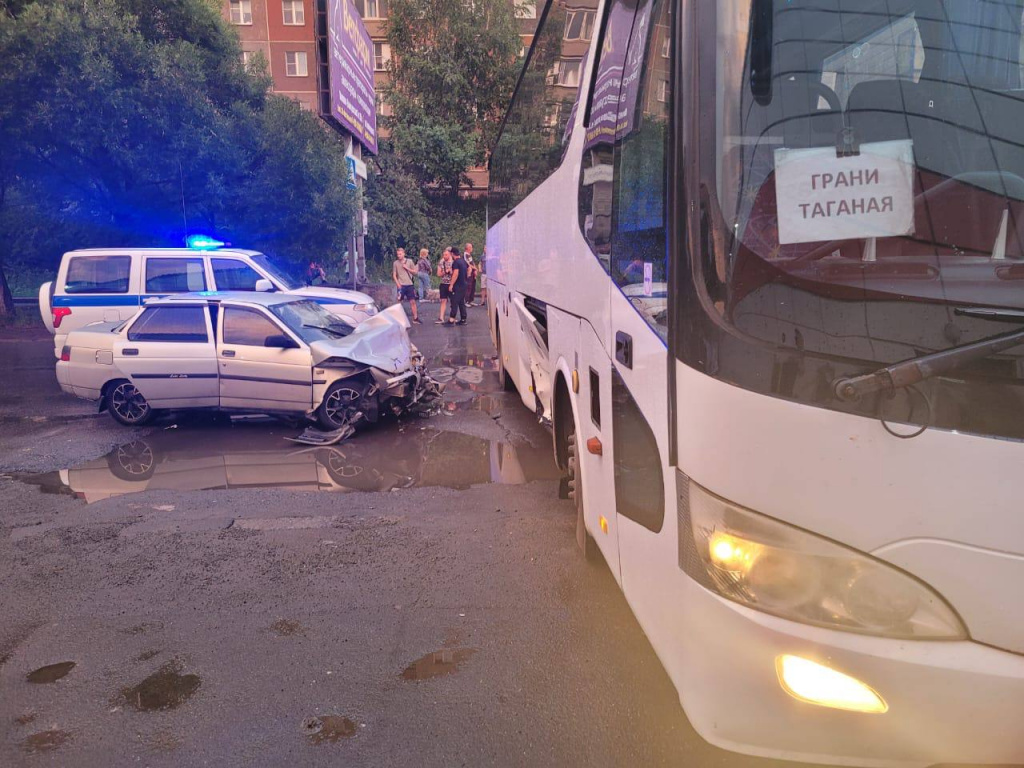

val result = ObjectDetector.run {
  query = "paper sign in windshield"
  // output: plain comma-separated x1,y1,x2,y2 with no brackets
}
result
774,140,915,245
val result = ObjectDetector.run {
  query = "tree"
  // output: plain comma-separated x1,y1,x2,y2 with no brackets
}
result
382,0,522,198
0,0,356,315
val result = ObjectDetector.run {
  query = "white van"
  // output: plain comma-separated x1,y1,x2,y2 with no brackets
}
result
39,247,378,357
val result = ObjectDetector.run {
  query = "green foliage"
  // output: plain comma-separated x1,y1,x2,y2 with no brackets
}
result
0,0,357,312
382,0,521,197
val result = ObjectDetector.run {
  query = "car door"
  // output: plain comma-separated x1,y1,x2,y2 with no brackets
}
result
217,304,313,413
113,304,219,408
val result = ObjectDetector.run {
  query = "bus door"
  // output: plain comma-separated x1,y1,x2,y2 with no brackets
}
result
603,0,675,596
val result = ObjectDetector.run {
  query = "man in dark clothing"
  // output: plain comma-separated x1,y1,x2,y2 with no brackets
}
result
447,247,469,325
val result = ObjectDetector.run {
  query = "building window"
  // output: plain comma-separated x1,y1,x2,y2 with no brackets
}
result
282,0,304,25
356,0,389,19
515,1,537,19
242,50,253,67
373,42,391,71
657,78,668,102
229,0,252,25
550,59,581,87
285,51,308,77
660,34,670,58
564,10,595,41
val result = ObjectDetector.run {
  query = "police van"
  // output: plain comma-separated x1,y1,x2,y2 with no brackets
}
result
39,243,378,357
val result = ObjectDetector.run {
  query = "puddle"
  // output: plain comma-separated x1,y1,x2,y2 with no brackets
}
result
16,422,559,503
134,649,161,662
401,648,477,681
270,619,304,637
120,661,200,711
26,661,76,684
23,729,71,754
301,715,357,744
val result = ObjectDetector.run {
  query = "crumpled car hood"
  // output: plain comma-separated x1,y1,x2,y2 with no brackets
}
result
291,285,375,306
310,304,413,374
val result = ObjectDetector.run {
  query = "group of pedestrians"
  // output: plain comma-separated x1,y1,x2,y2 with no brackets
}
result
392,243,480,326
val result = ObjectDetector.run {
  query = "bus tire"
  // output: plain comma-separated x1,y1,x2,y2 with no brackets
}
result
496,319,516,393
567,425,598,561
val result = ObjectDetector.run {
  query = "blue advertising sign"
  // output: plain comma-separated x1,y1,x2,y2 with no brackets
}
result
327,0,378,155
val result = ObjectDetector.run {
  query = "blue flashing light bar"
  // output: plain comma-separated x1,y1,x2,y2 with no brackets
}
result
186,235,226,250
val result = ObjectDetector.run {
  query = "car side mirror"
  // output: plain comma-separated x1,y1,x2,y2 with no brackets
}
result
255,278,275,293
265,334,299,349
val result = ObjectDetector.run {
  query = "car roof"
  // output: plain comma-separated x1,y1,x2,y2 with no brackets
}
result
145,292,309,308
66,248,262,257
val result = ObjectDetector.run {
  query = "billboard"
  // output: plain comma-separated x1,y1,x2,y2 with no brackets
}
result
326,0,378,154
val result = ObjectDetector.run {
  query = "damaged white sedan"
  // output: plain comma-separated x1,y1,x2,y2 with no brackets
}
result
55,292,438,432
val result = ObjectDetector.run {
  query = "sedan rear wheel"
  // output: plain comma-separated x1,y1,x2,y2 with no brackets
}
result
106,380,155,426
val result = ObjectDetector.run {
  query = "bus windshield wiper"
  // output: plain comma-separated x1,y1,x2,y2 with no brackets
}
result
834,307,1024,402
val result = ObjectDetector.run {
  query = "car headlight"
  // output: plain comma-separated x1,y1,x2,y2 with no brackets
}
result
354,302,377,314
679,479,966,639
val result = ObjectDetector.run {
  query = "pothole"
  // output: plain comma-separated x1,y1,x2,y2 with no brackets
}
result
120,661,201,711
401,648,477,681
26,661,76,684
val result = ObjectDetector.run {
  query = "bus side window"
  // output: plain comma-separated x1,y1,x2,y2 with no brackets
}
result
577,0,641,270
609,0,672,341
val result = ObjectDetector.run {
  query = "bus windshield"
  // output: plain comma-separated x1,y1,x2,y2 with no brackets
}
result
699,0,1024,438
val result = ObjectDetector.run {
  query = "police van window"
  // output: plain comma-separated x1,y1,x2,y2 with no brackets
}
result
212,259,262,291
577,0,642,270
145,258,207,293
127,306,209,343
223,307,283,346
609,0,672,341
64,255,131,294
489,0,599,222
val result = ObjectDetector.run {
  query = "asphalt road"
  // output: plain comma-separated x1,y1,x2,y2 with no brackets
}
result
0,310,808,768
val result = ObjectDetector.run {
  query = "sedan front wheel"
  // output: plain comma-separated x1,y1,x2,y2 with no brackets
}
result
317,378,368,431
106,380,155,426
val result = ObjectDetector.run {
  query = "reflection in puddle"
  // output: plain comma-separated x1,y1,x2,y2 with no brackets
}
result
22,729,71,754
26,661,75,684
401,648,477,681
17,422,558,503
120,661,201,711
302,715,357,744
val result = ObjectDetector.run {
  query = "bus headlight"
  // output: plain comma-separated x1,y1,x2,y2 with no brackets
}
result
679,481,966,639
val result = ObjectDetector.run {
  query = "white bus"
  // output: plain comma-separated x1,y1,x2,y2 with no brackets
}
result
486,1,1024,765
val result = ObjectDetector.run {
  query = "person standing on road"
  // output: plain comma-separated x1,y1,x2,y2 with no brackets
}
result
392,247,423,325
415,249,432,302
447,246,468,325
463,243,478,306
435,247,454,324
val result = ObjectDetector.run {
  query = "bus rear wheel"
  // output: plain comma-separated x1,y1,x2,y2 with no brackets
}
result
567,425,598,561
496,319,516,392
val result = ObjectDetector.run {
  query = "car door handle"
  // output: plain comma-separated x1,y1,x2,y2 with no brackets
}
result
122,348,139,356
615,331,633,369
221,350,235,358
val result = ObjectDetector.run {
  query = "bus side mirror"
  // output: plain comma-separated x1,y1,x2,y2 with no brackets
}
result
255,279,274,293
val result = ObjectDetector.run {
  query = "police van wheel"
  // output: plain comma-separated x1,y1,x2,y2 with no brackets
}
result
106,380,155,427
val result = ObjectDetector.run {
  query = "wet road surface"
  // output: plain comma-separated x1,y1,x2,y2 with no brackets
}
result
0,313,813,767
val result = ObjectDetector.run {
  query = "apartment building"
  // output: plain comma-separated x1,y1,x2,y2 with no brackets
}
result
225,0,320,111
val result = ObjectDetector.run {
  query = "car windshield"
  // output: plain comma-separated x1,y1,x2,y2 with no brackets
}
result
252,253,304,291
708,0,1024,369
269,300,352,343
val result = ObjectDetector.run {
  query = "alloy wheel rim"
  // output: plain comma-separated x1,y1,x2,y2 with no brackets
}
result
111,383,149,423
116,442,155,476
324,387,362,426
